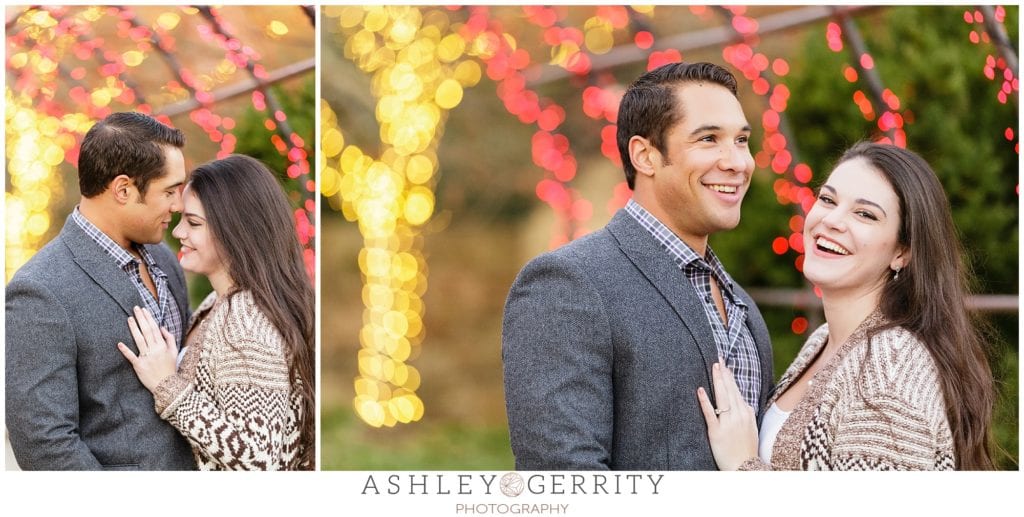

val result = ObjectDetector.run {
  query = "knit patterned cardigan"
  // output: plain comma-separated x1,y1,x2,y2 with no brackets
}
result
741,311,955,471
154,291,307,470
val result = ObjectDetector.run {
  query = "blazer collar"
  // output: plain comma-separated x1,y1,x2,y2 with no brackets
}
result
60,215,143,316
606,210,720,376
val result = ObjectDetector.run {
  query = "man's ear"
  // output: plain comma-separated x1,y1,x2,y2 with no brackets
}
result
628,135,660,179
110,175,135,204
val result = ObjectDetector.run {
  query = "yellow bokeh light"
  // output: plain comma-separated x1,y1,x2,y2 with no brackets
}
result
269,20,289,36
326,6,488,428
454,60,482,87
122,50,144,67
405,154,434,184
403,367,422,391
10,53,28,69
42,145,64,167
322,127,344,157
363,7,389,32
349,29,377,57
390,19,418,45
156,12,181,31
90,89,112,107
27,214,49,237
434,78,463,109
404,188,434,226
382,310,409,339
437,34,466,63
355,397,386,428
337,6,365,29
36,57,57,74
5,93,67,279
28,10,57,28
585,27,615,55
320,167,341,197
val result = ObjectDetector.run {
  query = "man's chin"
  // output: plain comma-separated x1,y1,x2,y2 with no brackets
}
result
714,215,743,232
131,234,166,245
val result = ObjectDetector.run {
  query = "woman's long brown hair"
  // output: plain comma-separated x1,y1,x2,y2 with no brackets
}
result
837,142,994,469
189,155,315,469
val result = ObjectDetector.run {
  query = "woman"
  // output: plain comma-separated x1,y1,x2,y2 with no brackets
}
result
698,142,994,470
117,155,315,470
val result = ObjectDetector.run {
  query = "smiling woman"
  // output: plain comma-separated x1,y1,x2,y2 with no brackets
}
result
118,154,316,470
802,158,908,295
701,141,996,471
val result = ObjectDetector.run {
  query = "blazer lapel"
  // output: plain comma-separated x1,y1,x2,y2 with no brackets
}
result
606,211,719,382
59,216,143,316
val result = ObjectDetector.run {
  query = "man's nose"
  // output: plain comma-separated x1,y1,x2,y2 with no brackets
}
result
169,191,183,212
719,144,750,173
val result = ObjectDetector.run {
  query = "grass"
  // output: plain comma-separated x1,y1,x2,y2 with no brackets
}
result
321,406,514,470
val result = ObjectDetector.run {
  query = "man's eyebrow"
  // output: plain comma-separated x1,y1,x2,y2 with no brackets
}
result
688,124,752,137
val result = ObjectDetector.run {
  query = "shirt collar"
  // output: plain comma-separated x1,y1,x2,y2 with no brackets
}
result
624,198,742,302
71,207,164,276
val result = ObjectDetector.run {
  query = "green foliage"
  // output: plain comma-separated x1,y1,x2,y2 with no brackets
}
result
233,76,317,210
321,406,514,470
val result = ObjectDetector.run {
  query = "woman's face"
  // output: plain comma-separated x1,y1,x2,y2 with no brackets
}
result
172,186,227,278
802,157,908,297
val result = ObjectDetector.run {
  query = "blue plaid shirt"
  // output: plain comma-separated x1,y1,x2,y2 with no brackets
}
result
625,199,761,409
72,208,183,348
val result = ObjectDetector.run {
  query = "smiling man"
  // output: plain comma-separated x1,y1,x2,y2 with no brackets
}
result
502,62,774,470
5,112,196,470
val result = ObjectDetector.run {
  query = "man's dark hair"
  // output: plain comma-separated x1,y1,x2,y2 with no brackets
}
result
616,62,739,188
77,112,185,198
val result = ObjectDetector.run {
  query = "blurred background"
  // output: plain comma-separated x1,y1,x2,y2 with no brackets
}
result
4,4,315,469
320,5,1019,470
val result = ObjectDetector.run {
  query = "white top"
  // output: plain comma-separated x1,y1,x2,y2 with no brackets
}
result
758,402,791,464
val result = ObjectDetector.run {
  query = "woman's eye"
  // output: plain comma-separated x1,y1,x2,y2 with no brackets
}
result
818,194,835,205
856,210,878,221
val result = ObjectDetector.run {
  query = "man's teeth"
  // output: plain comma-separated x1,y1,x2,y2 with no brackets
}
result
816,237,850,255
707,184,737,193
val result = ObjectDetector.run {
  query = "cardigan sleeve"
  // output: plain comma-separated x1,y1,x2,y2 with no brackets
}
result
154,296,295,471
738,457,771,470
825,329,955,471
825,392,954,470
737,396,952,471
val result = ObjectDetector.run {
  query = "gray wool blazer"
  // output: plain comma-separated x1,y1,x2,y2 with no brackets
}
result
5,215,196,470
502,209,774,470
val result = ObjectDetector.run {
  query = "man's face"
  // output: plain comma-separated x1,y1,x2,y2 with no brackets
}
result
123,145,186,245
650,83,754,249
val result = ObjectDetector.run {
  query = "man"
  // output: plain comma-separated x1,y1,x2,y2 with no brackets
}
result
502,62,773,470
6,112,195,470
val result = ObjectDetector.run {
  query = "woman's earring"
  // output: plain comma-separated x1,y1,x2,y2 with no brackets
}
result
892,266,901,281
